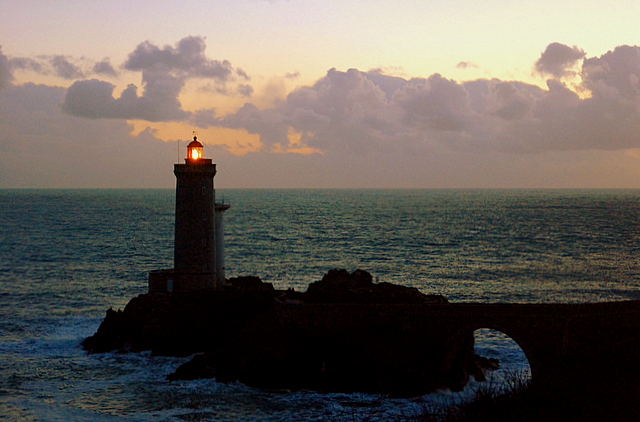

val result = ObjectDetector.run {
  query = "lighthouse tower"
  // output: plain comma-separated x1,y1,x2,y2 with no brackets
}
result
149,134,229,293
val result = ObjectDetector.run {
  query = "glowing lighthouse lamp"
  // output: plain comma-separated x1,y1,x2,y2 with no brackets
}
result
187,136,204,161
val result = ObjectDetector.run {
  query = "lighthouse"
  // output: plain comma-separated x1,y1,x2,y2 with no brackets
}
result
149,134,229,293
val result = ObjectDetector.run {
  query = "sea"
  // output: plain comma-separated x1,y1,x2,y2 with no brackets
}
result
2,189,640,421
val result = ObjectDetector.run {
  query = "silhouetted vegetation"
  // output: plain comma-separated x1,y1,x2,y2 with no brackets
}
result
415,370,532,422
414,367,640,422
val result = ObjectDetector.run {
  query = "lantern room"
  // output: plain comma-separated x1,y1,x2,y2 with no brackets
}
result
186,136,204,161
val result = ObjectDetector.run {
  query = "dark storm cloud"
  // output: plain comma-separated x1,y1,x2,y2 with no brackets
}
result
93,58,118,77
535,42,586,78
63,36,248,122
0,46,13,89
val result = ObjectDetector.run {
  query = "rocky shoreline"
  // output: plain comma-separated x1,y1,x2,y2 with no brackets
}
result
83,269,497,397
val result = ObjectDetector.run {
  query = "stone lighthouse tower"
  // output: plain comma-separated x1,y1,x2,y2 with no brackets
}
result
149,134,229,293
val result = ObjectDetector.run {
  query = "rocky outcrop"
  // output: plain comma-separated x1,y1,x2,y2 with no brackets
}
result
228,275,274,291
82,289,275,356
83,269,490,396
167,302,490,396
304,268,447,304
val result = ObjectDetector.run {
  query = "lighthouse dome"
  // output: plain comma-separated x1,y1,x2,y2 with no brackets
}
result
187,139,203,148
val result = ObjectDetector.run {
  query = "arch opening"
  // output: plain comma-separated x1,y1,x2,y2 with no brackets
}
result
472,328,532,394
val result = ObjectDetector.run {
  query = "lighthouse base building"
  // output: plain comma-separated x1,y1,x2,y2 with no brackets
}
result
149,135,229,293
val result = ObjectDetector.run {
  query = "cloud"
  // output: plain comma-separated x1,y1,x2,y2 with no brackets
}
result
237,84,254,97
581,45,640,99
212,46,640,156
5,77,640,189
124,36,234,81
393,74,472,131
485,81,538,120
236,68,250,80
62,76,189,121
9,40,640,188
9,57,43,74
50,55,84,79
456,61,478,69
189,109,218,128
63,36,248,122
535,42,586,78
216,69,474,155
0,83,177,188
93,58,118,77
9,54,116,79
0,46,13,89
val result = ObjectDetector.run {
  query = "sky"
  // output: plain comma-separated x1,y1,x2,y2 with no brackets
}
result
2,0,640,188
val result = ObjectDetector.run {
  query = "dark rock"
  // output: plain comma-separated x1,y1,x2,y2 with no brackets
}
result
167,304,475,396
83,289,276,356
228,276,274,291
84,270,469,397
305,269,374,303
81,307,125,354
476,354,500,371
374,282,446,304
305,269,447,304
469,354,501,382
167,353,216,381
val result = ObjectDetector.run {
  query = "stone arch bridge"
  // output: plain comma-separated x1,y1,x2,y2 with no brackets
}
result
438,300,640,393
280,300,640,396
